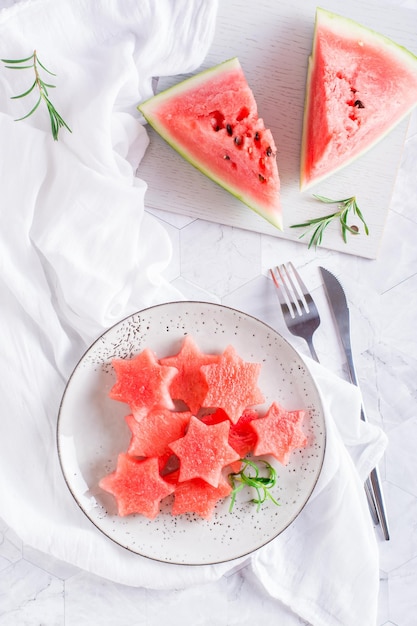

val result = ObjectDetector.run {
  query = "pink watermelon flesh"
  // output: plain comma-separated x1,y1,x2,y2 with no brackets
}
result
172,475,232,520
200,344,265,424
125,408,192,458
201,408,260,458
138,57,282,230
251,402,307,465
168,415,240,488
101,337,309,519
300,8,417,190
160,335,220,415
99,454,175,518
109,348,177,419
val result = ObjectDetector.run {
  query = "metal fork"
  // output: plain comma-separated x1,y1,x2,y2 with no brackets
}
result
270,262,320,362
270,261,381,528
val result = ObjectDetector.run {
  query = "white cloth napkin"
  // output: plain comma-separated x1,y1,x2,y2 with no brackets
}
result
251,358,387,626
0,2,387,625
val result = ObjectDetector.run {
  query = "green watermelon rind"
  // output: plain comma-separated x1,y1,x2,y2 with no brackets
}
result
138,58,283,230
300,7,417,191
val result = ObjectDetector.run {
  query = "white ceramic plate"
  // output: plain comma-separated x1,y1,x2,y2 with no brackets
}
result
57,301,326,565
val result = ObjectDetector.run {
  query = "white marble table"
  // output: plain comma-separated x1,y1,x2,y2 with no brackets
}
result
1,1,417,625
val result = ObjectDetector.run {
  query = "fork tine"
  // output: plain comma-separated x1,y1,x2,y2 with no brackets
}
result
270,266,294,320
280,263,307,317
270,263,306,318
289,262,320,317
270,266,293,315
270,262,321,362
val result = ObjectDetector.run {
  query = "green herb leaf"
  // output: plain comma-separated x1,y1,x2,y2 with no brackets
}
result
228,458,280,512
290,195,369,248
2,50,71,141
10,80,37,100
14,94,42,121
1,54,35,64
36,57,56,76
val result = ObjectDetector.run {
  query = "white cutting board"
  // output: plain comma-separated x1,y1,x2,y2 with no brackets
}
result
137,0,417,259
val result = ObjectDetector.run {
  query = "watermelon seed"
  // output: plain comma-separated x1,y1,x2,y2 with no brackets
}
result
354,100,365,108
226,124,233,136
234,135,242,146
254,132,260,141
266,146,272,157
258,174,266,183
224,155,230,160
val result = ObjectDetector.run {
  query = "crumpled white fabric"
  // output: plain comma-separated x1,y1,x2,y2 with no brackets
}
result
0,1,387,625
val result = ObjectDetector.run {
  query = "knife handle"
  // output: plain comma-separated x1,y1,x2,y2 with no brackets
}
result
347,354,390,540
364,478,379,525
369,463,390,540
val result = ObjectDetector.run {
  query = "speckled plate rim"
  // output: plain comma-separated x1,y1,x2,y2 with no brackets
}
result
57,301,326,566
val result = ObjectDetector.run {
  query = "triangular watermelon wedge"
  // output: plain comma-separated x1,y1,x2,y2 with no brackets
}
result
300,8,417,190
138,58,282,230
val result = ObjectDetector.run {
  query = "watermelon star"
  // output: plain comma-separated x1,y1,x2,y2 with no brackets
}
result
172,475,232,520
250,402,308,465
109,348,178,419
125,408,192,458
201,407,260,472
99,454,175,518
160,335,220,414
169,415,240,488
200,345,265,424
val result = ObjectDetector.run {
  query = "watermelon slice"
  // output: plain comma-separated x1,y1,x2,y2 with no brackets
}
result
159,335,220,415
109,348,177,419
168,415,240,487
250,402,307,465
125,408,192,458
99,454,175,518
200,345,265,424
138,58,282,230
300,8,417,190
172,475,232,520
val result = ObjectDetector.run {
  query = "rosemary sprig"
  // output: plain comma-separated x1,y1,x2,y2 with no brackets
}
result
1,50,71,140
228,458,280,512
290,195,369,248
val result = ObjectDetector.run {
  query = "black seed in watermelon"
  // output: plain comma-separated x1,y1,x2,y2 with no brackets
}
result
138,57,282,229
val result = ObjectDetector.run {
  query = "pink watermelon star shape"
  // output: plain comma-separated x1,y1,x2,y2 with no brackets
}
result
160,335,220,414
125,408,192,458
172,475,232,520
200,345,265,424
250,402,308,465
200,407,260,472
109,348,178,418
99,454,175,518
168,415,240,487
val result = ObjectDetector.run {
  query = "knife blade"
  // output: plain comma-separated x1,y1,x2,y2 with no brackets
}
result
319,266,390,541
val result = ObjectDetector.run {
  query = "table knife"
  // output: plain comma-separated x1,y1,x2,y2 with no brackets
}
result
319,266,390,541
